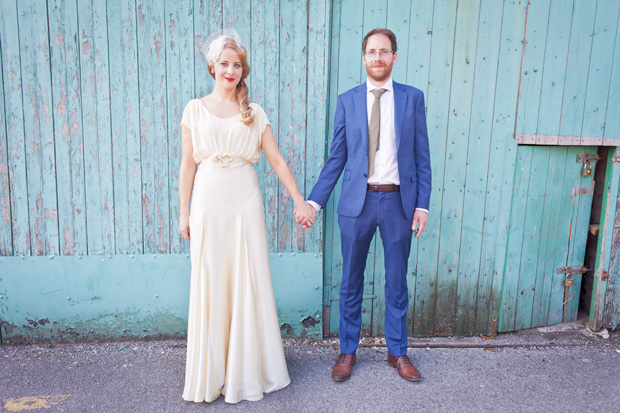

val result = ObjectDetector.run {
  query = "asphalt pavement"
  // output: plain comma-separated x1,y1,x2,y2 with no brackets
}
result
1,320,619,412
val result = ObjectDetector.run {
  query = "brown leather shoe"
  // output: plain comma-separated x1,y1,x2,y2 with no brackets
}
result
332,353,356,382
387,354,421,382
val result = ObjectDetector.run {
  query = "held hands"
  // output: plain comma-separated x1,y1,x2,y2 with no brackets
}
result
412,209,428,238
179,214,191,240
294,202,317,230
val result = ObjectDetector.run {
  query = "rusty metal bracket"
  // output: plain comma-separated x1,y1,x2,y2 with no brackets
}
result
576,154,602,163
480,319,498,340
556,266,589,274
601,270,609,281
612,153,620,163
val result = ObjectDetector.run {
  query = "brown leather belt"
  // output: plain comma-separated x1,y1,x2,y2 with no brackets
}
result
367,183,400,192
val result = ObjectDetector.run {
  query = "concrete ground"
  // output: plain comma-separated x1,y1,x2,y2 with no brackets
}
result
1,321,619,412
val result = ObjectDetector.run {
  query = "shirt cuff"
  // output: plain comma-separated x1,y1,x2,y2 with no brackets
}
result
307,200,321,211
415,208,429,214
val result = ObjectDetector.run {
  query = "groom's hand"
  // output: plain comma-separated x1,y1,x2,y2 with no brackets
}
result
294,202,317,230
412,210,427,238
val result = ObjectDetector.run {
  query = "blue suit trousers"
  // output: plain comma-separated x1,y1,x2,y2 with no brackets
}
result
337,191,413,356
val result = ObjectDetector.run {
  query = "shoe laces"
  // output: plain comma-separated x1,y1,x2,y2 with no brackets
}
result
337,353,354,363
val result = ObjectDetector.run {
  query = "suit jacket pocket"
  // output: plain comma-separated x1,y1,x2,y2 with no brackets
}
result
344,170,352,181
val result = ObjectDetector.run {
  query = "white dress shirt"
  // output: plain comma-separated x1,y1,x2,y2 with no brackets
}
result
308,77,428,214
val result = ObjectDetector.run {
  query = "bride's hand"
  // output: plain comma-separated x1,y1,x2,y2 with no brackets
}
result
294,202,316,230
179,215,191,240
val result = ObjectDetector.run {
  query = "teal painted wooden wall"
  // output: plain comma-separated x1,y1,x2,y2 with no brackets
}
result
0,0,329,342
3,0,620,343
323,0,620,337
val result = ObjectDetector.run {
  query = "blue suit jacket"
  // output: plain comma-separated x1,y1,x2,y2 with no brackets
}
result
309,81,431,219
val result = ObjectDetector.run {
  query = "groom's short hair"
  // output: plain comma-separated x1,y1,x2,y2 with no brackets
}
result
362,28,397,53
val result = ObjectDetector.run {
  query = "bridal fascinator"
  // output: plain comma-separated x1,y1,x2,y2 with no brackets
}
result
204,28,246,66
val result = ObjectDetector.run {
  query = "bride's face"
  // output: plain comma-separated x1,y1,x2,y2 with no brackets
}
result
212,48,243,90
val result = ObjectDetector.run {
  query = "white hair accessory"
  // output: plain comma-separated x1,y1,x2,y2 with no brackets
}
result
204,28,245,66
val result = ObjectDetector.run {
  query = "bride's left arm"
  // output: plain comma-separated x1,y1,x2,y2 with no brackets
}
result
261,125,316,228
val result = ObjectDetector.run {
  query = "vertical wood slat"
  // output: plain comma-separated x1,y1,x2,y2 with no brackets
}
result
0,0,29,256
482,0,526,333
435,0,481,336
458,0,504,336
305,0,330,253
0,22,12,256
18,0,60,256
326,0,363,335
580,1,620,145
277,0,307,252
108,0,143,255
136,0,169,254
251,0,280,251
323,0,342,335
78,0,114,255
404,0,434,336
193,0,220,99
413,0,458,336
48,0,87,256
558,0,597,145
511,0,551,331
530,1,574,327
165,0,193,254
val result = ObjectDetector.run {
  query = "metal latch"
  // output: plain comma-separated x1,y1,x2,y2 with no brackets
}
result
556,266,589,274
576,154,602,163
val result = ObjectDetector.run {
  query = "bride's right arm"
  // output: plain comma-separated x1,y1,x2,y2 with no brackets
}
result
179,125,196,240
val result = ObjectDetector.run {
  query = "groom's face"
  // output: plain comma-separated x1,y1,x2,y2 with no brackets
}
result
363,33,397,83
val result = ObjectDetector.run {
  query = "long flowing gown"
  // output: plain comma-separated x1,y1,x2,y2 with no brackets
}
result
180,99,290,404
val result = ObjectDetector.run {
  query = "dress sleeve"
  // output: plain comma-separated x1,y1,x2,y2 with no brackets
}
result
180,100,194,129
254,104,270,135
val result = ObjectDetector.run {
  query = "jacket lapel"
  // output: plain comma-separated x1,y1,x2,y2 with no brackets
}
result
353,84,369,149
393,81,407,150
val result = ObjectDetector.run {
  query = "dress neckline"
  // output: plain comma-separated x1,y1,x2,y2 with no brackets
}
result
197,99,242,120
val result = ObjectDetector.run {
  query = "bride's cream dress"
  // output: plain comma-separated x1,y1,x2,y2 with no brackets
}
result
180,99,290,404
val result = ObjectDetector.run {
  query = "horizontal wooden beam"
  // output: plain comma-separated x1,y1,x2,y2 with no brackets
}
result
514,134,620,146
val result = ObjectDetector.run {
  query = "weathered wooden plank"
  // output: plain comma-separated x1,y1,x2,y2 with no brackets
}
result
413,0,458,336
512,0,551,331
278,0,308,252
165,0,193,254
402,0,435,336
435,0,480,336
500,145,532,332
223,0,250,46
482,0,526,333
193,0,221,99
0,0,29,256
558,0,597,145
324,0,343,336
18,0,60,256
533,147,569,327
0,37,12,256
458,0,504,336
251,0,280,251
580,1,620,145
107,0,143,255
305,0,330,253
136,0,170,253
327,0,364,335
78,0,115,255
48,0,87,256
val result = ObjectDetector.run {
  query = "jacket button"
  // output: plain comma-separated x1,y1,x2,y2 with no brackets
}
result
363,173,367,177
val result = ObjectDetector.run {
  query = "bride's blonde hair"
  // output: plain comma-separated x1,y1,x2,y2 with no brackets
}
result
206,36,254,126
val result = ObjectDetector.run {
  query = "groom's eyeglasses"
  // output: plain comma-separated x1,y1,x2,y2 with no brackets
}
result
365,49,393,58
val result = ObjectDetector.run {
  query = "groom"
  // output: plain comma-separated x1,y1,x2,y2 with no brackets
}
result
307,28,431,382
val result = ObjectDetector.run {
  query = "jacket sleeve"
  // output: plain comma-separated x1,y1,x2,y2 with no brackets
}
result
308,95,348,208
414,92,432,210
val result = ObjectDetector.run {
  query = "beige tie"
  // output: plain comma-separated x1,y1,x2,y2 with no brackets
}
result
368,88,387,178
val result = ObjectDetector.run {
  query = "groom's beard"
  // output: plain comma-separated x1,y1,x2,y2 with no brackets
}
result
366,62,393,83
